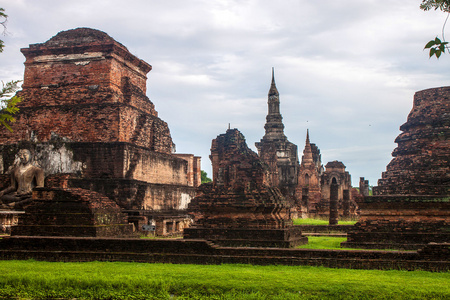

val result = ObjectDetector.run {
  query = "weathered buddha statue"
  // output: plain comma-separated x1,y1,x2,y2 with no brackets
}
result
0,149,44,209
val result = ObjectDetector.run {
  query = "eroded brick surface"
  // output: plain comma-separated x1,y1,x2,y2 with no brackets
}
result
374,87,450,195
185,129,307,247
344,88,450,250
11,187,135,237
0,28,200,235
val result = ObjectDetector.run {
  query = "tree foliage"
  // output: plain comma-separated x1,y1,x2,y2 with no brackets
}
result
0,8,21,131
421,0,450,58
420,0,450,11
201,170,212,184
0,80,21,132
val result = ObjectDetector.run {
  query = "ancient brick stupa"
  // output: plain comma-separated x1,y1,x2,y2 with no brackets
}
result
184,129,307,247
0,28,200,235
343,87,450,250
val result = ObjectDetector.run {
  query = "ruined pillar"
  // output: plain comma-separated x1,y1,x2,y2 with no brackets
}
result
359,177,370,196
343,189,350,217
329,182,339,225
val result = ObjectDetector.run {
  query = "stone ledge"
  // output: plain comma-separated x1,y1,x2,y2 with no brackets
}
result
0,236,448,271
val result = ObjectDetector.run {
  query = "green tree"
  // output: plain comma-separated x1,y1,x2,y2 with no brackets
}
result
0,8,21,131
421,0,450,58
0,80,21,131
201,170,212,184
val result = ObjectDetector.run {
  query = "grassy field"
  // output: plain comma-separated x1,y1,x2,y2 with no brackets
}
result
0,260,448,299
293,218,357,226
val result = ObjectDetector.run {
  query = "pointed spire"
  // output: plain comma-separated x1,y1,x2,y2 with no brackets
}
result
302,129,314,166
268,67,279,96
257,68,285,142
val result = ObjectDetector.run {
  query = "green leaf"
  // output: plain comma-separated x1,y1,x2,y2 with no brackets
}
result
436,49,442,58
439,44,446,52
435,37,442,44
425,40,436,49
430,48,437,57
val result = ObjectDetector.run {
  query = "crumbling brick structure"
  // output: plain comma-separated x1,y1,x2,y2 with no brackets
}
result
12,187,135,237
297,130,323,215
343,87,450,250
0,28,200,235
374,87,450,195
298,131,358,219
184,129,307,247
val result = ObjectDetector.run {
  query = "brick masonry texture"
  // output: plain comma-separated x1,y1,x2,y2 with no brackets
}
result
343,195,450,250
374,87,450,195
0,28,200,227
343,87,450,249
11,187,135,237
185,129,307,247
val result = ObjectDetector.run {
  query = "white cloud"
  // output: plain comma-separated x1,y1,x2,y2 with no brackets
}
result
1,0,449,186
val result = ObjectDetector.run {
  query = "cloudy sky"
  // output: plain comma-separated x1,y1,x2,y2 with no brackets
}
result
1,0,449,186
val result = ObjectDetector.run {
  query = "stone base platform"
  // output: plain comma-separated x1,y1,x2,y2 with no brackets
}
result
0,236,448,272
12,187,135,238
183,227,308,248
342,195,450,250
341,232,450,250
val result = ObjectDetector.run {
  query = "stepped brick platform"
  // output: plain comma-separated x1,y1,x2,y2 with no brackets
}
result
0,236,448,272
12,187,135,237
184,227,304,248
343,195,450,250
294,225,353,237
185,129,307,247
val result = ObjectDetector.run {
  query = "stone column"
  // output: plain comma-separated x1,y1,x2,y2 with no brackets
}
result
329,183,339,225
343,189,350,217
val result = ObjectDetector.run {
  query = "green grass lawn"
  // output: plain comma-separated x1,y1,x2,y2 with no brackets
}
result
293,218,357,225
0,260,448,299
297,236,348,250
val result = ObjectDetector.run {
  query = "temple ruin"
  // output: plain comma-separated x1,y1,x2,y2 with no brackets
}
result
185,128,307,247
343,86,450,249
0,28,201,235
0,27,448,270
255,69,300,208
255,72,358,219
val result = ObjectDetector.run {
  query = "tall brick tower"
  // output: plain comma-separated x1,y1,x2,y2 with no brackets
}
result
298,130,323,214
255,69,299,204
0,28,200,235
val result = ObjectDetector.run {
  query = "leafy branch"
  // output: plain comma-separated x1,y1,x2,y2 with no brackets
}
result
421,0,450,58
0,80,22,132
420,0,450,11
424,36,449,57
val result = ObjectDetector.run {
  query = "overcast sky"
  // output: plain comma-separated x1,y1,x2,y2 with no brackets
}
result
1,0,449,186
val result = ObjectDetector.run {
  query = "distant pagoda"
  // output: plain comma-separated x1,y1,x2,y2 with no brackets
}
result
255,69,299,204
